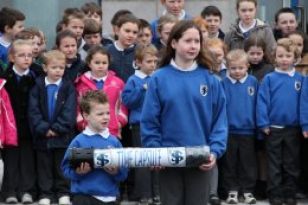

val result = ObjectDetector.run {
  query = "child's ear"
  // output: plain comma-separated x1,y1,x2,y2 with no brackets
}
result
171,39,176,49
4,25,11,33
42,64,48,73
8,53,15,63
113,26,119,35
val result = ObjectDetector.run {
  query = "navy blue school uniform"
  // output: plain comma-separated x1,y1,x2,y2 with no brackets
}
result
221,74,258,193
64,54,87,82
106,42,136,82
28,76,77,200
257,68,303,201
0,65,37,199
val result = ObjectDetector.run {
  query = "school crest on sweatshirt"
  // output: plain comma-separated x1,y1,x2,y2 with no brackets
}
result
295,80,301,91
247,86,255,96
200,84,208,96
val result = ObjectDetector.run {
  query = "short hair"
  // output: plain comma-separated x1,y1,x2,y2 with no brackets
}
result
157,14,178,33
42,50,66,66
275,38,301,60
81,2,102,16
201,6,222,19
192,16,208,30
85,45,110,66
110,9,132,26
135,44,158,62
62,8,85,26
0,7,25,33
275,7,296,23
226,49,249,66
55,30,77,48
80,90,109,114
83,18,102,36
204,38,227,56
236,0,257,10
9,39,32,57
139,19,151,31
115,14,140,29
15,27,41,40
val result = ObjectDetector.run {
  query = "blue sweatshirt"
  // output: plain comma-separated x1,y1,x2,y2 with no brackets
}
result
257,70,303,129
222,74,258,135
61,131,128,197
140,64,227,158
300,77,308,131
122,70,151,124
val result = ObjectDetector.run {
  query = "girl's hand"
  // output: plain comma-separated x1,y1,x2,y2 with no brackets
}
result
263,128,270,135
199,154,216,171
76,162,91,175
303,131,308,138
104,166,118,175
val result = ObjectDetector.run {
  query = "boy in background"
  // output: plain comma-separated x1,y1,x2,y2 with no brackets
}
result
201,5,225,40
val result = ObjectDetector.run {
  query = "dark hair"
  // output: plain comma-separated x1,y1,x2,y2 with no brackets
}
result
55,30,77,48
83,18,102,36
110,9,132,26
139,18,151,30
275,7,296,23
115,14,140,29
236,0,257,10
244,33,272,63
85,45,110,66
201,6,222,19
62,8,85,26
80,90,109,114
81,2,102,16
160,20,213,69
0,7,25,33
15,27,41,40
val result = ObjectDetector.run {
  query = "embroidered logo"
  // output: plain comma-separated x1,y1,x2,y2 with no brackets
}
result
200,84,208,96
247,86,255,96
295,81,301,91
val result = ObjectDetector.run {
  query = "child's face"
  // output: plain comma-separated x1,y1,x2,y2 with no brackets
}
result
43,59,66,83
89,53,109,78
228,59,248,80
205,15,221,35
276,13,297,36
116,22,139,48
209,47,224,66
247,46,264,65
275,46,295,71
237,1,256,25
32,36,41,58
289,34,304,55
85,12,102,25
10,45,33,71
163,0,185,17
171,27,200,65
137,28,152,46
137,54,158,75
84,102,110,133
7,20,24,39
64,18,85,40
58,37,77,60
84,33,102,46
160,22,176,45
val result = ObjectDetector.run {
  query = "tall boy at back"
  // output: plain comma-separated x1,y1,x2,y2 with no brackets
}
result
0,7,25,72
201,5,225,40
61,90,128,205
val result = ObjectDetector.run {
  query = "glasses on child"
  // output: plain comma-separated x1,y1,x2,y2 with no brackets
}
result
15,53,33,59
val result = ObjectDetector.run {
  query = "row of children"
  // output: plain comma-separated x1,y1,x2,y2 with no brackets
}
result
0,0,307,205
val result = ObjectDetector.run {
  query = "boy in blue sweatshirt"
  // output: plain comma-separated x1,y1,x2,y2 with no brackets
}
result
257,38,303,205
300,77,308,138
61,90,128,205
122,44,158,204
222,49,258,204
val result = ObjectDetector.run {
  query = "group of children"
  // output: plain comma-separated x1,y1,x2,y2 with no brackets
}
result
0,0,308,205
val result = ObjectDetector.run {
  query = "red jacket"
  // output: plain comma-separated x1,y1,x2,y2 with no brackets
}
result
75,71,128,138
0,79,17,147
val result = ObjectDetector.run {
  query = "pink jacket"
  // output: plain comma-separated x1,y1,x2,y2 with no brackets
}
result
0,79,17,147
75,71,128,138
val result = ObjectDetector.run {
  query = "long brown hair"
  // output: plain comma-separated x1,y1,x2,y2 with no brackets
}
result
159,20,213,69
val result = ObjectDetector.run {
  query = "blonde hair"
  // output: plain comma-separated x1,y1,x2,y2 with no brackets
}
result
226,49,249,67
9,39,32,57
135,44,158,62
275,38,301,60
157,14,178,33
42,50,66,66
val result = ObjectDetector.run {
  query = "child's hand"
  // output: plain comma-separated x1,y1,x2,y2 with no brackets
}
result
75,162,91,175
262,128,270,135
303,131,308,138
104,166,118,175
46,129,53,138
199,153,216,171
49,130,58,137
